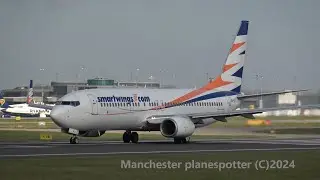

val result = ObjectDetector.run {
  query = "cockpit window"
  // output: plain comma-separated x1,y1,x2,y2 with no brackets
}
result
56,101,80,107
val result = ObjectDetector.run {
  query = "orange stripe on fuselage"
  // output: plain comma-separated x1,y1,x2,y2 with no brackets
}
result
229,42,245,54
169,76,232,104
223,63,238,72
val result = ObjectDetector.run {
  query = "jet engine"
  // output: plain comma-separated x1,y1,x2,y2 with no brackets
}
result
160,116,195,138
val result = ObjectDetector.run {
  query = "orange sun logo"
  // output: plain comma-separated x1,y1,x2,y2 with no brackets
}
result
0,99,5,106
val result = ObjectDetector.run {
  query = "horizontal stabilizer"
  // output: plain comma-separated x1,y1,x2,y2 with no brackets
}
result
237,89,308,100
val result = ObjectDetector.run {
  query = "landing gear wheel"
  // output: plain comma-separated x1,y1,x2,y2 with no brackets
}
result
69,136,79,144
131,132,139,143
174,138,188,144
122,131,131,143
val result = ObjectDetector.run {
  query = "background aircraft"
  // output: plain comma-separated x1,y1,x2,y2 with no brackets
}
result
1,80,51,117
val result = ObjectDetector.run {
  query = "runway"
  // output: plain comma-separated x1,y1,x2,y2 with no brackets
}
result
1,138,320,158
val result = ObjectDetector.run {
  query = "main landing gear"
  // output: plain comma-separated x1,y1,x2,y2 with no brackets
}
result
123,130,139,143
69,136,79,144
174,137,189,144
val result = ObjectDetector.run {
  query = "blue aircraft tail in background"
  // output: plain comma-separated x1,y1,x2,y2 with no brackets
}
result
0,93,9,109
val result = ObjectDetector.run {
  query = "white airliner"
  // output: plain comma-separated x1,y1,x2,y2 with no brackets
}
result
49,20,318,144
1,80,52,117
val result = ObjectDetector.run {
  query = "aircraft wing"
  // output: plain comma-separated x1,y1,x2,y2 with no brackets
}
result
237,89,308,100
189,104,320,119
146,104,320,124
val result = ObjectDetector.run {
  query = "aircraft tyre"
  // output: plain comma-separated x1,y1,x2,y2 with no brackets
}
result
70,136,79,144
131,132,139,143
174,138,188,144
123,131,131,143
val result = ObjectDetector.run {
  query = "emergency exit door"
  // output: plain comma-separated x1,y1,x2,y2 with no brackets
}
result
87,94,98,115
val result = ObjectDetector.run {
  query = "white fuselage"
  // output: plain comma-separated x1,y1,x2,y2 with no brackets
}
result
4,104,51,117
50,88,240,131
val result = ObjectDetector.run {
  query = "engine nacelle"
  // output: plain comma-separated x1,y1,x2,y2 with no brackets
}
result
160,116,195,138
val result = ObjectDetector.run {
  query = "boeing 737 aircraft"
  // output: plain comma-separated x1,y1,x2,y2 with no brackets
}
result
49,21,319,144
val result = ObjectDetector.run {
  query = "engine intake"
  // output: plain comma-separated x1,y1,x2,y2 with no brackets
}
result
160,116,195,138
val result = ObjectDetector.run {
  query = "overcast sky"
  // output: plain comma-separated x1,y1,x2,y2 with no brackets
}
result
0,0,319,92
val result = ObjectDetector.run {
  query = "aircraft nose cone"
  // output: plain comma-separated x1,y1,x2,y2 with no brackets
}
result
50,107,66,128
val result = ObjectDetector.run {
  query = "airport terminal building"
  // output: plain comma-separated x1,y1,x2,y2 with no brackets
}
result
1,78,164,104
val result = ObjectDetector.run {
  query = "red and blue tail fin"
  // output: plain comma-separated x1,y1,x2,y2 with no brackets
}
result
164,21,249,105
27,80,33,104
221,20,249,93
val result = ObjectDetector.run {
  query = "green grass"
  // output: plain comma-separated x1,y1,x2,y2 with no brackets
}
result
0,130,274,142
258,128,320,135
0,150,319,180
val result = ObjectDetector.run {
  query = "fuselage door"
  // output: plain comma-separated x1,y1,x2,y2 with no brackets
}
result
87,94,98,115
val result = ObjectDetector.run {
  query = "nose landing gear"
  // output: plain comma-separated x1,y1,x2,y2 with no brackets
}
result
122,130,139,143
69,136,79,144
